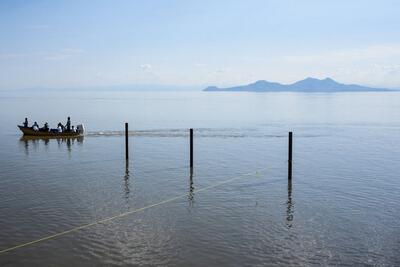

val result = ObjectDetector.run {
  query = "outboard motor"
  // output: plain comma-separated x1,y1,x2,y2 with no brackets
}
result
76,124,85,134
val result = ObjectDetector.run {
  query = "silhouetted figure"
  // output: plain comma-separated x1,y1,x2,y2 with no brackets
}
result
32,122,39,131
42,122,49,132
23,118,28,128
66,117,71,132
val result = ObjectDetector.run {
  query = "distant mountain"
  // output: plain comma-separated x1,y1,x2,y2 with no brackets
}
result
203,77,394,92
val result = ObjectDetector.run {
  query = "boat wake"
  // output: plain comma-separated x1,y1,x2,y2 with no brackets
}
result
86,128,295,138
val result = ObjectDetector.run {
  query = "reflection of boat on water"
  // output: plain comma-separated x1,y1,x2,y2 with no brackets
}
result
20,135,84,156
18,124,85,137
19,135,84,143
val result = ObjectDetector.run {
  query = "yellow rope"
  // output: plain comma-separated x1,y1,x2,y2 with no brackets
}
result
0,168,266,254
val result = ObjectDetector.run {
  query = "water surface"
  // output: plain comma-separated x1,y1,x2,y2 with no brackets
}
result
0,91,399,266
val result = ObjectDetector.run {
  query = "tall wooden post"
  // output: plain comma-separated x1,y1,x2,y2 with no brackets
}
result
125,123,129,160
288,131,293,180
190,128,193,168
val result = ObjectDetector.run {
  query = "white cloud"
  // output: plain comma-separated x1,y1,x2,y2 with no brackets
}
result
61,48,84,54
44,54,71,61
44,48,84,61
279,44,400,88
139,64,152,71
373,64,400,73
284,44,400,63
215,67,230,74
0,53,25,60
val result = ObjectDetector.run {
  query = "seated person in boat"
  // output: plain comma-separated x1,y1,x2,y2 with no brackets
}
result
23,118,28,128
32,122,39,131
57,122,65,132
41,122,49,132
57,122,63,132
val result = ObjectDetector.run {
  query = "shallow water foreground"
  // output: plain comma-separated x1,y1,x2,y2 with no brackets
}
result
0,91,400,266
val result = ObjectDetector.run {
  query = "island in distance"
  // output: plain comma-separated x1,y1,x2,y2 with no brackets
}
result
204,77,395,92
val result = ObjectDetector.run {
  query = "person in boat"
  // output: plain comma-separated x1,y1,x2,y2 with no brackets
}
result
23,118,28,128
57,122,64,132
66,117,71,132
32,122,39,131
42,122,49,132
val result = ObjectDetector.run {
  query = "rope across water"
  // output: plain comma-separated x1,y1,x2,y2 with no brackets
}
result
0,168,267,255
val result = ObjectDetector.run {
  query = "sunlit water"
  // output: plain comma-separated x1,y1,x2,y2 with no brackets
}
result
0,91,400,266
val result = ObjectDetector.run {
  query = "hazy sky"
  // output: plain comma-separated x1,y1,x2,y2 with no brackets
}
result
1,0,400,89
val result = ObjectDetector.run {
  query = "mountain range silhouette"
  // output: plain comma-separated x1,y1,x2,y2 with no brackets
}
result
204,77,393,92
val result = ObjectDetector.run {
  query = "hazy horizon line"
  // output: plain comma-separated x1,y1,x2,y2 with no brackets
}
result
1,76,400,92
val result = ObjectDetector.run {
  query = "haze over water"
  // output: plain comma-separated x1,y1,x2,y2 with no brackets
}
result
0,90,400,266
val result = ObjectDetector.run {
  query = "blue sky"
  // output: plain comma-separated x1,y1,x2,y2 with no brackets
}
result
1,0,400,89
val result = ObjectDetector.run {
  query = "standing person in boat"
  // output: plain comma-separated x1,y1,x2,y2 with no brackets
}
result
23,118,28,128
66,117,71,132
32,122,39,131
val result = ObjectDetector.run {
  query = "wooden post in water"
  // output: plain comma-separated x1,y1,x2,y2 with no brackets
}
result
190,128,193,168
125,123,129,160
288,131,293,180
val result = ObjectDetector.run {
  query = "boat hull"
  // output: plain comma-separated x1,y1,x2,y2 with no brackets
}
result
18,126,83,137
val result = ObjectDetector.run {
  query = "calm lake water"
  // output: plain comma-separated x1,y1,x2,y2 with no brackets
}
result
0,90,400,266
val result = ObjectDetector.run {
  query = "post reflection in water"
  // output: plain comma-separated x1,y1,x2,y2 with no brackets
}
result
123,160,130,199
286,179,294,228
188,168,195,207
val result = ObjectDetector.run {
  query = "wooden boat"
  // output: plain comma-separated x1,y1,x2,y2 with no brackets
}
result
18,124,85,137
